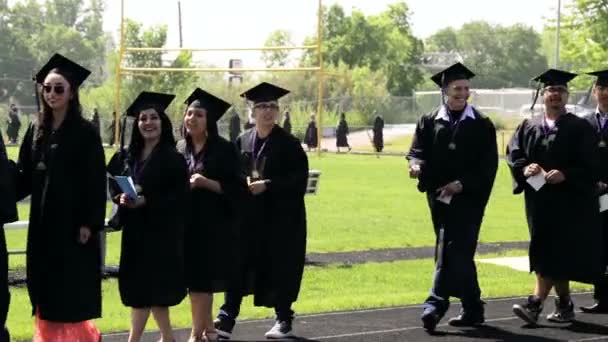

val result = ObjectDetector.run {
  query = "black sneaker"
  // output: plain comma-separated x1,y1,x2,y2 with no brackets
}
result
421,307,441,332
448,308,485,327
264,319,294,339
513,295,543,325
214,316,235,339
547,297,575,323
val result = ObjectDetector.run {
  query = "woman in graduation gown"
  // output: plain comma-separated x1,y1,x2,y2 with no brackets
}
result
304,114,318,151
335,112,351,152
176,88,244,342
215,82,309,340
507,69,604,325
15,54,107,341
107,91,188,342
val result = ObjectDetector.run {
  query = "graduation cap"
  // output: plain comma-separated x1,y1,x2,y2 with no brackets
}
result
431,63,475,88
532,69,578,87
588,69,608,87
529,69,578,111
125,91,175,117
184,88,231,121
240,82,290,103
35,53,91,87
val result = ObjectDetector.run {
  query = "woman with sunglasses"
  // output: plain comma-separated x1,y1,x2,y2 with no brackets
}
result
107,91,188,342
177,88,244,342
15,54,107,341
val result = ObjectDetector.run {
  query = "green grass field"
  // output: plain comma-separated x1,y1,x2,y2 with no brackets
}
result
5,251,592,341
7,154,529,259
357,130,514,156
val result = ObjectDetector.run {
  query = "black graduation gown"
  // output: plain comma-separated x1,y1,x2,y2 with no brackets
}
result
0,131,17,225
304,122,318,148
107,144,188,308
336,119,349,147
235,126,308,307
407,106,498,299
282,117,292,135
229,115,241,143
408,107,498,224
7,113,20,141
16,115,107,322
507,113,603,283
0,131,17,329
176,137,245,293
373,116,384,152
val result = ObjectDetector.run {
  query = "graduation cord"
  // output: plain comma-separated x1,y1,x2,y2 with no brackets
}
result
530,81,542,114
251,132,269,175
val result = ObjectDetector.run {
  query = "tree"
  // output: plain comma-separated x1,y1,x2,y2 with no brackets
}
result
261,29,294,68
425,21,548,88
300,2,424,95
551,0,608,88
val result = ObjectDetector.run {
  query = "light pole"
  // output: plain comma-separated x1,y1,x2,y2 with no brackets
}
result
555,0,561,68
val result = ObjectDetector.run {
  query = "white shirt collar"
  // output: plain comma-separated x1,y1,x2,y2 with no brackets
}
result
597,106,608,117
435,104,476,121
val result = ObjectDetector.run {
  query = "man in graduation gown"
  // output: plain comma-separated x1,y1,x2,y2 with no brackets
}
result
282,110,292,134
407,63,498,332
508,69,603,325
579,69,608,314
215,82,309,340
373,113,384,152
0,130,17,341
229,109,241,143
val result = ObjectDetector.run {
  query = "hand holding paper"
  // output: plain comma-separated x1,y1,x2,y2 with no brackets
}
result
526,170,547,191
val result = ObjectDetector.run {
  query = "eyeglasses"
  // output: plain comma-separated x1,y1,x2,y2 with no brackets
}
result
42,85,66,95
254,103,279,111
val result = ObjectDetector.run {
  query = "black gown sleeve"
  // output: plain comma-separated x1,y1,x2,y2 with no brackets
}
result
460,118,499,197
562,120,600,193
142,150,189,217
16,123,34,201
267,137,309,196
506,120,531,194
74,127,107,233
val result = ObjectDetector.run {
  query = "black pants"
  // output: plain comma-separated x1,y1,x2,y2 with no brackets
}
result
0,225,9,342
424,196,483,315
219,291,294,322
594,213,608,302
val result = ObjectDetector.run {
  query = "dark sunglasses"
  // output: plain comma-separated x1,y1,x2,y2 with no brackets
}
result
254,103,279,110
42,85,66,95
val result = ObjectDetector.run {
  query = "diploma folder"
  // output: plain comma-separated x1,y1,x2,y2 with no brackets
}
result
114,176,138,200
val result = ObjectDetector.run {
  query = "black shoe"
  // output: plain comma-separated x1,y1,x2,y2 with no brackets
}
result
264,319,294,339
513,295,543,325
214,316,235,339
421,308,441,332
580,302,608,314
448,309,485,327
547,297,575,323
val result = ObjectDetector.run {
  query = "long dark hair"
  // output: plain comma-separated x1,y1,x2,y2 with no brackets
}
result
128,104,175,161
181,106,219,152
34,67,83,146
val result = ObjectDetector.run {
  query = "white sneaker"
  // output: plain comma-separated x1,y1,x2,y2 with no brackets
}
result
264,320,294,339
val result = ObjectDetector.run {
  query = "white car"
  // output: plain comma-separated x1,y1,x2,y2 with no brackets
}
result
519,104,595,118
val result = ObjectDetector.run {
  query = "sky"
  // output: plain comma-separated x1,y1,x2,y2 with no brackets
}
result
100,0,563,67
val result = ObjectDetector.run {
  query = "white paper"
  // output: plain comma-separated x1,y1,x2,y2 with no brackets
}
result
600,194,608,212
526,171,546,191
436,193,453,205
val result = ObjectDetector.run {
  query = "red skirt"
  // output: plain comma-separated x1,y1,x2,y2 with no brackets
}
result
34,308,100,342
